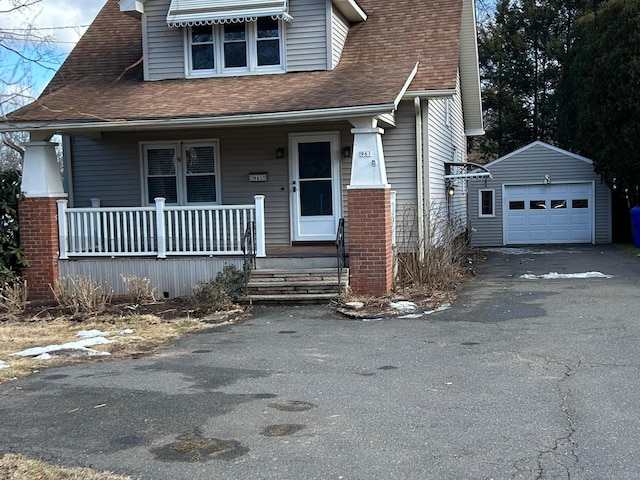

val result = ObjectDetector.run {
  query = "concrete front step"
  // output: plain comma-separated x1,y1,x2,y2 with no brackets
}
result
244,267,349,303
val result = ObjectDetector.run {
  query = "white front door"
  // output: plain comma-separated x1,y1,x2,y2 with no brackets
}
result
290,133,341,242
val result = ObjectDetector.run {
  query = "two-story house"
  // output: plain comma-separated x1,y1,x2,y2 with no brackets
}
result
1,0,483,300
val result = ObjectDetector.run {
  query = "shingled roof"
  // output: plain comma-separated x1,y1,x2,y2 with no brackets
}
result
5,0,464,126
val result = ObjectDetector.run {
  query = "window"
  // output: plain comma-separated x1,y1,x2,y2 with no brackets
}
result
479,189,495,217
143,141,220,205
187,19,284,76
572,199,589,208
551,200,567,209
530,200,546,210
509,201,525,210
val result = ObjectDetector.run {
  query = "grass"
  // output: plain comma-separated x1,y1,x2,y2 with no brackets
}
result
0,311,241,384
0,453,134,480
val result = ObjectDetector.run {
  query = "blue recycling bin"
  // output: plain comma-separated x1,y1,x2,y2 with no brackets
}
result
631,207,640,248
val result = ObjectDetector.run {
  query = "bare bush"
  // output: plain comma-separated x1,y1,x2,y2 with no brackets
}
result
121,275,158,304
395,206,470,292
0,279,28,317
53,276,113,318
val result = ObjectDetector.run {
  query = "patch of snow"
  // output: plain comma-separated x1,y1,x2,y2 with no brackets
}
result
344,302,364,311
34,348,110,360
11,337,113,358
0,360,9,369
520,271,613,280
398,303,451,319
76,329,111,338
389,301,417,311
118,328,135,335
486,247,580,255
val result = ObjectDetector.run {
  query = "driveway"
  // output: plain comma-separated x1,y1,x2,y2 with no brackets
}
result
1,245,640,479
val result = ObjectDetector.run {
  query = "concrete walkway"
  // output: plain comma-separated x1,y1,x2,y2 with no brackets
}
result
1,245,639,479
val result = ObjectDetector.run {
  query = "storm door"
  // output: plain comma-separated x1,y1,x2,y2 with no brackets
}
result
290,133,341,241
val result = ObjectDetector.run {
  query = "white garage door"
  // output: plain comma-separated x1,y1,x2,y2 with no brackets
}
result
504,183,593,244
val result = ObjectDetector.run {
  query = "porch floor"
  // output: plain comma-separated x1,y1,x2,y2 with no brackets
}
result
266,245,346,257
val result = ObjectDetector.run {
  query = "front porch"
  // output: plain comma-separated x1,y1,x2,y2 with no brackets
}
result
56,196,350,299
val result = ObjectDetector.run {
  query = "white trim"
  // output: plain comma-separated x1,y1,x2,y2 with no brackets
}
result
6,104,398,133
166,0,292,27
141,13,150,81
404,89,457,99
393,62,420,108
478,188,495,218
331,0,367,22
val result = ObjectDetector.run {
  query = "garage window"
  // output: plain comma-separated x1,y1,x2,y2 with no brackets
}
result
509,201,525,210
530,200,546,210
573,199,589,208
479,189,495,217
551,200,566,209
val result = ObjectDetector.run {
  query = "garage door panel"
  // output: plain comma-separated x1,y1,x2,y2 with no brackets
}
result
504,183,593,245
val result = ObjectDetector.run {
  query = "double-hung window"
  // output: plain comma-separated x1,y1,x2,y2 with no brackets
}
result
188,18,284,76
143,141,220,205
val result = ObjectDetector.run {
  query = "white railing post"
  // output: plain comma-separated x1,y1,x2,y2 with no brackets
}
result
254,195,266,257
155,197,167,259
57,199,69,259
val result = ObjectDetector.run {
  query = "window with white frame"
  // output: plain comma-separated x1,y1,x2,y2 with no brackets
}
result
188,18,284,76
479,189,495,217
143,141,220,205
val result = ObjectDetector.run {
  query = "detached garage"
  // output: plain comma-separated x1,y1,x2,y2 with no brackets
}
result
469,141,612,247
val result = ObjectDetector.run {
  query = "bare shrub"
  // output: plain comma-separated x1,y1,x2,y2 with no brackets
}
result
395,206,470,292
0,279,28,317
190,265,244,316
53,276,113,317
121,275,158,304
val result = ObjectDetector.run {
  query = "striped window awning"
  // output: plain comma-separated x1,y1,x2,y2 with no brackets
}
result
166,0,292,27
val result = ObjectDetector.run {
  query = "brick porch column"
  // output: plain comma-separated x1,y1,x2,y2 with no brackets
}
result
348,188,393,295
347,117,393,296
19,140,66,300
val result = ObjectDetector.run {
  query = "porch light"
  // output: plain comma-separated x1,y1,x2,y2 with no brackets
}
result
447,185,456,196
275,148,286,159
342,146,352,158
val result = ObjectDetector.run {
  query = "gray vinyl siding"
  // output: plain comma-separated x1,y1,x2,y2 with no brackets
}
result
384,100,418,248
287,0,328,71
425,76,468,236
68,122,352,248
145,0,184,81
468,143,612,246
143,0,328,79
330,6,349,69
69,136,141,207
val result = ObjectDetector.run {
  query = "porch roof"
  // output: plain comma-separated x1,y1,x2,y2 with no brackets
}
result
2,0,464,132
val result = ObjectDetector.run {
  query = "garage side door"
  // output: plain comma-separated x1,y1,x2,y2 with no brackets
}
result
504,183,593,244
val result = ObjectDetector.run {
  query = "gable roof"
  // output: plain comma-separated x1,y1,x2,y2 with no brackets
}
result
3,0,469,133
485,141,594,168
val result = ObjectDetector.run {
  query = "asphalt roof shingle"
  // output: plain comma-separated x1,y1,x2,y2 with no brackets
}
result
7,0,463,124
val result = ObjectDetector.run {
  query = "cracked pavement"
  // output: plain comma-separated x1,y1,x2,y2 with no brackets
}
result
1,245,640,479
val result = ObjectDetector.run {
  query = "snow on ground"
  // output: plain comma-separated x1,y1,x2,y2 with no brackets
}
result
8,328,136,363
11,337,113,358
398,303,451,319
0,360,8,369
520,272,613,279
485,247,581,255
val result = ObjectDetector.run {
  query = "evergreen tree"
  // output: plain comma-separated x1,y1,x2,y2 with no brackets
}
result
558,0,640,206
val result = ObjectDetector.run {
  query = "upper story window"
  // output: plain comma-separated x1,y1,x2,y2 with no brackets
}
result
187,18,284,76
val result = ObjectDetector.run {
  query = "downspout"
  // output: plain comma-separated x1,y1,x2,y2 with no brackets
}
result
414,96,425,261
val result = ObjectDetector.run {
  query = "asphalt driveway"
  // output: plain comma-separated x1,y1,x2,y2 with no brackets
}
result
1,245,640,479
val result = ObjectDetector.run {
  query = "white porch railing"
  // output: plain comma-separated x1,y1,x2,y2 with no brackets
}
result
57,196,266,259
